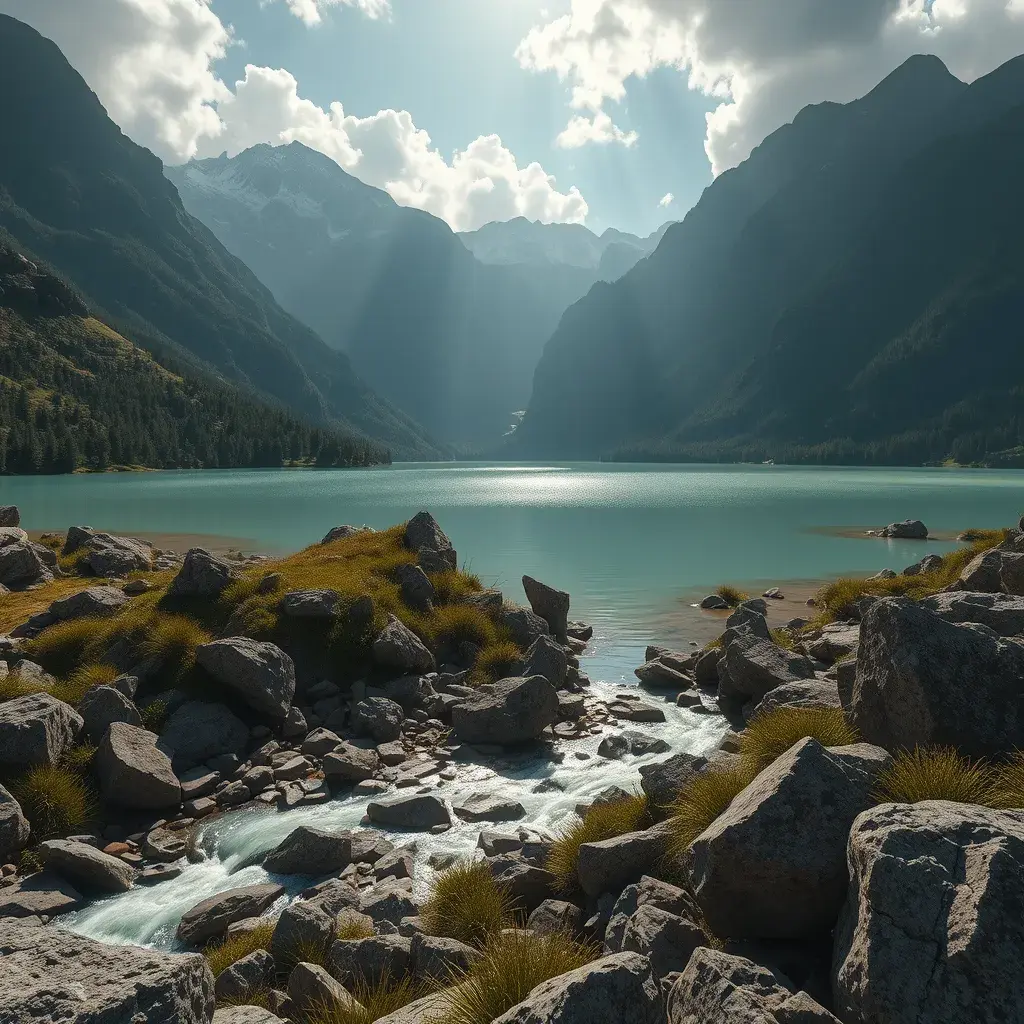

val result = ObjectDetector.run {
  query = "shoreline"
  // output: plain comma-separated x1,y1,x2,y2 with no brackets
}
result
27,529,265,557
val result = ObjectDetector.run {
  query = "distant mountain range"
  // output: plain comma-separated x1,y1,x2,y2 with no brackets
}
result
514,53,1024,466
0,13,440,462
166,147,667,446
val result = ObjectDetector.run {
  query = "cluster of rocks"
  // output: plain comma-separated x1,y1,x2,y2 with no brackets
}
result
0,248,87,318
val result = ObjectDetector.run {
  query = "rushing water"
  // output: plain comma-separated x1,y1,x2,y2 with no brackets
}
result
7,462,1024,948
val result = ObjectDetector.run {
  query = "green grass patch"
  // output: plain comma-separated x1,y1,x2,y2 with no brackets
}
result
60,743,97,774
769,628,797,650
739,707,859,774
421,860,515,947
11,764,97,839
875,747,998,805
992,753,1024,809
715,584,749,607
547,793,652,895
419,604,502,651
52,662,119,705
138,614,212,676
204,922,275,978
140,699,168,733
471,641,523,685
429,570,483,605
666,764,755,857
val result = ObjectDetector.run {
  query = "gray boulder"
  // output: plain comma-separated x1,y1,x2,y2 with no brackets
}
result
0,918,214,1022
329,935,412,987
282,588,339,618
323,525,371,544
634,659,693,690
63,527,154,576
604,876,696,954
367,794,451,831
834,802,1024,1024
289,961,359,1015
395,564,434,612
404,512,456,571
751,679,841,719
848,596,1024,758
639,752,710,810
453,793,526,823
577,826,669,899
999,551,1024,595
264,826,353,876
177,883,285,945
953,548,1004,592
159,700,248,771
501,607,551,649
39,838,136,893
410,932,478,983
723,635,816,701
359,884,417,925
323,742,381,782
621,904,705,981
666,947,839,1024
0,540,52,588
527,899,583,937
96,723,182,810
214,1008,285,1024
0,693,82,770
804,623,859,664
452,675,559,745
0,505,19,527
270,901,336,965
352,697,404,742
196,638,296,719
488,856,557,914
167,548,237,598
0,783,29,862
523,635,566,686
522,575,570,641
79,684,143,742
688,739,890,939
880,520,927,539
48,585,129,622
373,615,435,673
0,873,83,918
920,589,1024,635
491,951,661,1024
215,949,276,1004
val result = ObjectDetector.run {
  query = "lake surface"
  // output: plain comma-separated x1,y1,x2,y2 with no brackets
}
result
5,462,1024,683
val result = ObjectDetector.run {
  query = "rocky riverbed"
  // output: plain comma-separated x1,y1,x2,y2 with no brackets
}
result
1,505,1023,1023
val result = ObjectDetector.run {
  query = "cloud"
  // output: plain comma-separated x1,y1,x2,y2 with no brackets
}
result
658,192,674,207
274,0,391,26
0,0,587,232
556,112,638,148
517,0,1024,173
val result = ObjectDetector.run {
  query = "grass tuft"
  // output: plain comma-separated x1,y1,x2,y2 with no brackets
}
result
140,699,168,733
420,604,501,651
53,663,119,706
666,764,755,857
204,923,275,978
0,669,52,702
433,929,597,1024
421,860,515,947
471,641,523,685
875,747,998,806
306,973,424,1024
714,584,749,607
739,707,859,774
60,743,97,774
992,752,1024,809
138,614,212,676
547,793,652,895
11,764,97,840
429,570,482,605
336,914,375,941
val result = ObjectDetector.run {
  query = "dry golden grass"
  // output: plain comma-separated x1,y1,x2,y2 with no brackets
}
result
666,764,755,856
336,914,375,941
306,974,426,1024
11,764,97,839
204,923,275,977
992,752,1024,809
471,640,523,685
421,860,516,947
715,584,749,607
739,707,859,774
875,747,999,806
0,576,100,634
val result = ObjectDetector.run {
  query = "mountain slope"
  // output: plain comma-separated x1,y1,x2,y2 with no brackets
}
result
0,14,439,460
515,54,1024,463
167,145,602,445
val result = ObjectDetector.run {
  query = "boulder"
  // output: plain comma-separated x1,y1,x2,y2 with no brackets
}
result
452,675,559,745
177,883,285,945
373,615,435,673
501,607,551,649
282,588,340,618
999,551,1024,595
196,638,296,719
953,548,1004,592
215,949,276,1004
723,635,816,702
0,693,82,770
750,679,841,719
527,899,583,937
167,548,237,598
410,932,478,983
329,935,412,987
39,838,136,893
701,595,730,610
0,917,214,1022
453,793,526,823
48,585,129,622
0,540,52,588
0,873,83,918
301,727,343,756
724,604,771,644
604,876,696,953
404,511,456,570
159,700,249,771
577,826,669,899
360,884,417,925
880,520,927,539
523,635,566,686
79,684,143,742
666,947,839,1024
634,659,693,690
804,623,859,664
834,801,1024,1024
491,951,661,1024
920,589,1024,635
0,784,29,862
289,961,360,1015
323,525,371,544
97,722,182,810
395,564,434,612
323,742,381,782
63,527,153,576
621,904,705,981
301,879,362,918
488,855,557,913
639,752,717,810
270,901,336,965
522,575,570,641
264,826,353,876
367,794,451,831
352,697,404,742
688,739,890,939
0,505,19,527
848,596,1024,758
214,1009,285,1024
694,649,723,686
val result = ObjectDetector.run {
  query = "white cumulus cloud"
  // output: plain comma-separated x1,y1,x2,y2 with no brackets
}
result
517,0,1024,173
556,111,638,148
0,0,587,231
658,192,674,207
273,0,391,27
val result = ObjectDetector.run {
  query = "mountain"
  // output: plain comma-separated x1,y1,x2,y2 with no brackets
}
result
0,244,387,474
0,14,439,461
514,54,1024,465
166,145,621,446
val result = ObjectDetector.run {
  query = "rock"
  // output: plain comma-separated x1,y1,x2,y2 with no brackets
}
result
701,595,730,610
522,575,570,641
523,635,566,686
301,727,343,756
577,827,669,899
159,700,249,771
880,519,927,539
329,934,412,987
902,553,944,577
920,589,1024,634
395,564,434,612
323,742,381,782
666,947,839,1024
360,884,417,925
79,684,143,742
373,615,435,673
39,838,136,893
214,1007,286,1024
282,588,340,618
0,540,52,588
489,856,557,914
849,596,1024,758
804,623,859,664
177,883,285,945
367,794,451,831
167,548,236,598
195,639,296,719
404,511,456,570
608,702,666,724
634,659,693,690
48,585,130,622
527,899,583,937
639,752,712,810
269,900,336,965
604,876,695,953
491,951,661,1024
0,872,83,917
694,648,722,686
0,693,82,770
352,697,405,742
410,932,479,982
453,793,526,823
0,917,214,1022
323,525,371,544
289,961,360,1015
688,739,890,939
265,826,353,876
63,527,154,576
452,675,559,745
215,949,276,1004
501,606,552,649
834,802,1024,1024
0,505,19,527
723,636,816,701
0,784,29,863
751,679,841,720
621,904,705,981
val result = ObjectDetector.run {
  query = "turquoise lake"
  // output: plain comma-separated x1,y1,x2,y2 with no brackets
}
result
5,462,1024,683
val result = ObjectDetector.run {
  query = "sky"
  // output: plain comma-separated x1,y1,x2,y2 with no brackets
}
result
1,0,1023,235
